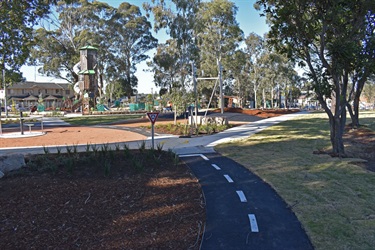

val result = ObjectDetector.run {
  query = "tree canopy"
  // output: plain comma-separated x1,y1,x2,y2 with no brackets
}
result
0,0,52,83
255,0,375,156
30,0,157,97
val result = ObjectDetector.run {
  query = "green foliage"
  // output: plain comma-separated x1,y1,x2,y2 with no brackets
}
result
255,0,375,156
43,146,50,155
123,144,130,158
65,145,72,155
156,142,164,153
145,0,200,90
138,141,146,153
131,156,144,172
30,1,157,96
0,1,51,73
56,147,61,155
65,158,74,175
196,0,243,71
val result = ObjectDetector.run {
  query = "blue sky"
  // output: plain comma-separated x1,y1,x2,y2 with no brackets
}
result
21,0,269,94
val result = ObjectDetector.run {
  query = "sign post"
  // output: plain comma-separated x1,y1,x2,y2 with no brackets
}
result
146,112,159,149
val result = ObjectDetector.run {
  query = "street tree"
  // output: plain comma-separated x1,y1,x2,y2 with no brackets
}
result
255,0,375,156
244,33,265,109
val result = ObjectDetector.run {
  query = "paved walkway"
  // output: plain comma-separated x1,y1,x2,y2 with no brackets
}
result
181,153,313,249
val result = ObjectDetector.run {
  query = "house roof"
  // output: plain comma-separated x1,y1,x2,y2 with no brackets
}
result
44,95,59,100
23,95,38,101
7,81,71,90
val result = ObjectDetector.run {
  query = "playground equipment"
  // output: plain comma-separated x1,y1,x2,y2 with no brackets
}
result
0,112,45,138
72,46,99,114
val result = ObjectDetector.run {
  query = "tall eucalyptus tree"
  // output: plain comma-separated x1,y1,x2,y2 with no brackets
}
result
196,0,243,75
107,2,157,97
144,0,200,89
244,33,265,108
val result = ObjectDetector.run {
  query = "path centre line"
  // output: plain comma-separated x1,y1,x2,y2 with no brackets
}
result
211,164,221,170
248,214,259,233
178,154,209,161
236,190,247,202
223,174,234,183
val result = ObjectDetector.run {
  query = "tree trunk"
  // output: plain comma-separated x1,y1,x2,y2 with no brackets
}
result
253,87,257,109
329,105,347,157
349,73,368,128
346,102,356,128
278,85,282,108
262,88,266,109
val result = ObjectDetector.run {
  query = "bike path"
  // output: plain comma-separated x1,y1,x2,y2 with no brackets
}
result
180,153,313,250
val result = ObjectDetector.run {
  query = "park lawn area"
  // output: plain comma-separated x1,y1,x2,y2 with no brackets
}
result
216,112,375,250
62,114,145,126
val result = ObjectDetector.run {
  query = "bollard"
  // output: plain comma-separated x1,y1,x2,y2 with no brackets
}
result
20,111,24,135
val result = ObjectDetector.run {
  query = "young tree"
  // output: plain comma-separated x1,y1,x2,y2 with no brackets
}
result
147,40,180,92
256,0,375,156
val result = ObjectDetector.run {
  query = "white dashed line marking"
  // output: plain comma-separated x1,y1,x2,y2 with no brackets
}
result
236,190,247,202
223,174,234,183
178,154,209,161
248,214,259,232
211,164,221,170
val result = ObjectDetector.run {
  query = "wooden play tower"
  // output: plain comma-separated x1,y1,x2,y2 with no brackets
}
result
78,45,98,113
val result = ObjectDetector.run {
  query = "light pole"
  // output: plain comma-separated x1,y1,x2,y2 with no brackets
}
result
192,62,198,127
3,69,8,118
218,59,224,114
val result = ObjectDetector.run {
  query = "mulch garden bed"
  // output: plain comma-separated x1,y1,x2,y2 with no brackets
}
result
0,150,205,249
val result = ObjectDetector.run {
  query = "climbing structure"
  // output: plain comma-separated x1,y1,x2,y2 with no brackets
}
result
77,45,98,113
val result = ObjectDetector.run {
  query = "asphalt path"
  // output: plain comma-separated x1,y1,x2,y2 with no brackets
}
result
180,153,313,250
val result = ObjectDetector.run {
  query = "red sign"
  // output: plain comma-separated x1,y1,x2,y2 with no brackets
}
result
147,112,159,124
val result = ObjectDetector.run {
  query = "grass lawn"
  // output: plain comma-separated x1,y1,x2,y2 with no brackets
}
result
62,114,144,126
216,111,375,250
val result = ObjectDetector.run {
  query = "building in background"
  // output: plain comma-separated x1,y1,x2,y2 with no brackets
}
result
5,81,73,110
